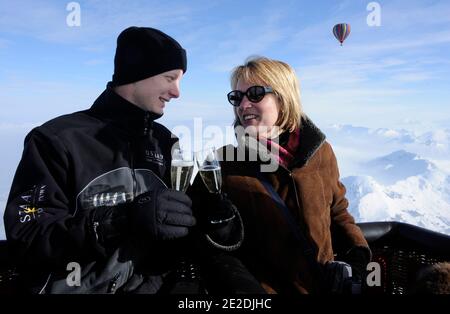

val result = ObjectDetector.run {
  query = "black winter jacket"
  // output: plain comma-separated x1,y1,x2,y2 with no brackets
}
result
4,85,183,292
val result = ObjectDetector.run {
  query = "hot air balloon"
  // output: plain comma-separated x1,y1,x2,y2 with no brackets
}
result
333,23,351,46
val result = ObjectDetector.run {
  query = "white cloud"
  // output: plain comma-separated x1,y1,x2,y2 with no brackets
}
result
390,72,434,82
380,0,450,29
0,74,101,123
83,59,107,66
350,29,450,55
285,0,450,98
80,45,108,53
0,122,40,131
0,37,11,48
0,0,196,45
204,15,288,72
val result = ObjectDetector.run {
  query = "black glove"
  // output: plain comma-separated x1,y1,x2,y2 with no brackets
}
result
323,260,353,294
90,189,195,248
202,254,266,294
200,192,236,227
344,246,371,281
194,192,244,251
90,203,129,251
129,189,196,241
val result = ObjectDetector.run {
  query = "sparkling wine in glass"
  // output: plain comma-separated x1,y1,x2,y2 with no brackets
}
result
196,147,235,225
196,147,222,194
171,148,194,192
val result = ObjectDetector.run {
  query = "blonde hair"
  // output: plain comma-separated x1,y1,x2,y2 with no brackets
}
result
230,56,304,132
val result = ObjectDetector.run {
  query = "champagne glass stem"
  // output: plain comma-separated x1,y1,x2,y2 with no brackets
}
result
213,169,219,192
176,166,182,191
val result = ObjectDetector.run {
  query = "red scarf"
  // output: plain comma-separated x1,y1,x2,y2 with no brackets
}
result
261,128,300,168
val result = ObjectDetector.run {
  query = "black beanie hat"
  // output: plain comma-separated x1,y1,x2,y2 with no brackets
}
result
112,26,187,86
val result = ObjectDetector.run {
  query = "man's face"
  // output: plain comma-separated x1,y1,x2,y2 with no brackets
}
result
132,69,183,114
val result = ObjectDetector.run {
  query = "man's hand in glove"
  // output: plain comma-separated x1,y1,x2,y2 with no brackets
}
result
89,188,195,262
129,189,196,241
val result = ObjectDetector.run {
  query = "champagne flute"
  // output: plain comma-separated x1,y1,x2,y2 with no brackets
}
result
170,148,200,289
195,147,222,194
195,147,236,225
171,148,194,192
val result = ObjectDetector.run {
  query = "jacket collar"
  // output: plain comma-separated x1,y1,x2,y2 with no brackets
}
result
89,82,163,136
290,115,326,168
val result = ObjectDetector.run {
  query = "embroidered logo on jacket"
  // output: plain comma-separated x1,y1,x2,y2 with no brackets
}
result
144,150,164,166
18,185,46,223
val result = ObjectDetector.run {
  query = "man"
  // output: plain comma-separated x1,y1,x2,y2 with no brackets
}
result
3,26,246,294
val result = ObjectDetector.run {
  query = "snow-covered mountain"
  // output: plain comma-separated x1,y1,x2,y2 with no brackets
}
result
344,177,450,235
363,150,436,185
417,129,450,150
342,150,450,235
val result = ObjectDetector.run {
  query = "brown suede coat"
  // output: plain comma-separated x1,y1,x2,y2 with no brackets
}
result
216,117,369,294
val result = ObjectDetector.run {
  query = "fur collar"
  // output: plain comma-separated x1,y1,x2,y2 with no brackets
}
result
291,115,326,168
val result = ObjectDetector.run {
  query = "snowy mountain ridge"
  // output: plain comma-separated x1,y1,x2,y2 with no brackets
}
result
340,148,450,235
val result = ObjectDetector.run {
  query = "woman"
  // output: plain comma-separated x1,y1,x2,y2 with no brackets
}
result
193,57,371,294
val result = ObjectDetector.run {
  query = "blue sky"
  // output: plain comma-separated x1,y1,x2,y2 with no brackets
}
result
1,0,450,131
2,0,450,189
1,0,450,175
1,0,450,238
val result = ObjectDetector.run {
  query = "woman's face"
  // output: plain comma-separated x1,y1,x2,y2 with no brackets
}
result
235,80,280,137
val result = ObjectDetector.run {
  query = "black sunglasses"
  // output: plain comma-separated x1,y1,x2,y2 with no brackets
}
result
227,86,274,106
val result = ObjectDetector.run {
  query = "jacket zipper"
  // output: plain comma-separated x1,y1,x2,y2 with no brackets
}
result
128,112,151,199
92,221,100,241
143,112,151,136
128,142,137,199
